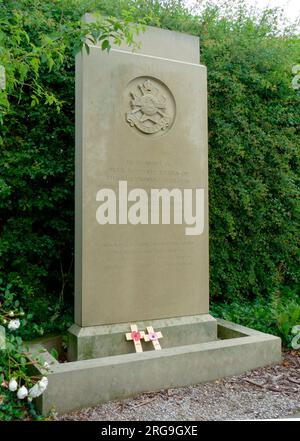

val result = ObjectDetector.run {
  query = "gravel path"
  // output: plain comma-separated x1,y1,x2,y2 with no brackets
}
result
56,351,300,421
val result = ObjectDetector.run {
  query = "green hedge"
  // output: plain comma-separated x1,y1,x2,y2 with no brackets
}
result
0,0,299,338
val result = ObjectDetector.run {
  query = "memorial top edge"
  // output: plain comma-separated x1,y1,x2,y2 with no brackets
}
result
83,14,200,64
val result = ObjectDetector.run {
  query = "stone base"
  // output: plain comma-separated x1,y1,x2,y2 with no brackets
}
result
68,314,218,361
30,319,281,415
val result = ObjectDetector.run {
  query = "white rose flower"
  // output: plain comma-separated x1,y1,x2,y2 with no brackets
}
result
8,378,18,392
28,383,42,398
17,385,28,400
40,377,48,387
8,319,20,331
38,377,48,394
29,377,48,398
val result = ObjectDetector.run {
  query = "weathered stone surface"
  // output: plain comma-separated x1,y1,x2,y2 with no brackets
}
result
35,320,282,415
68,314,217,360
75,24,208,327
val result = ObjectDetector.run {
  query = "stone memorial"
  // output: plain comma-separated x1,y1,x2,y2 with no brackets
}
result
31,19,281,415
68,18,215,360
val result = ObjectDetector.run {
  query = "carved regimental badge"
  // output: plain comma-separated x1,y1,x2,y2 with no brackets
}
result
126,78,175,136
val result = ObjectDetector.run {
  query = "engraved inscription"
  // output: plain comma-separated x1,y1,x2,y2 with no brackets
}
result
125,77,175,136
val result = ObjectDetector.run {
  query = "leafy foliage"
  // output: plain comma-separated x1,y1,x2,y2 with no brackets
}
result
0,0,145,339
0,281,47,420
0,389,41,421
211,288,300,347
0,0,299,345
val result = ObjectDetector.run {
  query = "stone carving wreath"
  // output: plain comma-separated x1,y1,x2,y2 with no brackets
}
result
125,77,176,136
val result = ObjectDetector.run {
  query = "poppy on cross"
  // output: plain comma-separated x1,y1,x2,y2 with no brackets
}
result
125,324,145,352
